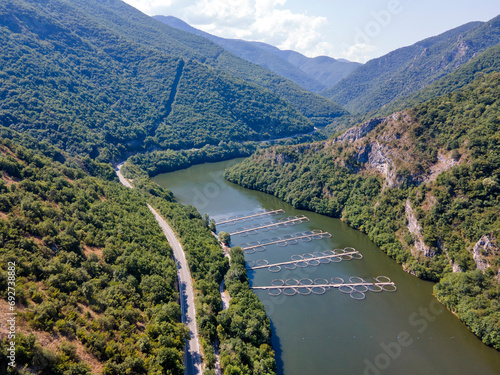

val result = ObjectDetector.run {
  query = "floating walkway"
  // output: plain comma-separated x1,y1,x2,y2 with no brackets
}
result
241,230,332,253
252,276,397,300
229,215,309,236
246,248,362,272
216,209,285,226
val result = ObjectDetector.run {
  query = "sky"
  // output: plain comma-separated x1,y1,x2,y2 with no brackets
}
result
122,0,500,63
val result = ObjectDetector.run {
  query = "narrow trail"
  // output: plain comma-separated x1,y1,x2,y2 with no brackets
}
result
116,164,202,375
150,59,185,137
212,233,232,375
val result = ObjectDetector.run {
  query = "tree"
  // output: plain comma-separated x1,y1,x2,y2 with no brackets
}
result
218,232,231,246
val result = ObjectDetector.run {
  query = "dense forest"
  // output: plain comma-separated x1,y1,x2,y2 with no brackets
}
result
0,0,297,161
0,0,346,164
226,72,500,349
0,131,186,374
123,130,326,178
67,0,346,126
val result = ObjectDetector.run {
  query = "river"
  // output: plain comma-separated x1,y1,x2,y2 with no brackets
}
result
153,158,500,375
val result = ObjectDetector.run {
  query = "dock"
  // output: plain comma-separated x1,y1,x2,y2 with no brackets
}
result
216,209,285,225
246,248,363,271
229,215,309,236
241,230,331,252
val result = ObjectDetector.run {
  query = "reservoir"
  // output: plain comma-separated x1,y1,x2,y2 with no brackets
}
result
153,159,500,375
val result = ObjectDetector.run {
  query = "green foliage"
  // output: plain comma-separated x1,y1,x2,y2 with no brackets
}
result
225,144,381,218
125,131,328,178
219,232,231,246
127,142,257,177
226,72,500,351
70,0,346,126
435,271,500,349
0,135,187,373
217,247,276,374
0,333,92,375
0,0,337,163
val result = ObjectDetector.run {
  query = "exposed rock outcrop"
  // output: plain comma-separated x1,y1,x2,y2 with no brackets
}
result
472,235,498,271
405,199,434,257
355,141,395,184
335,118,383,143
425,151,462,183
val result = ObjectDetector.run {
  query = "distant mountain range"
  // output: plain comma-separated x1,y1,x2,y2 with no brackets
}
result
154,15,361,93
322,15,500,114
155,14,500,121
1,1,500,373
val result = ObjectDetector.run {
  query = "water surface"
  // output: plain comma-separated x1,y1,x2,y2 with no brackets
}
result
153,159,500,375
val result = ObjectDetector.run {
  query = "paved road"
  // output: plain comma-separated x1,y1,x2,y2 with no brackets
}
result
147,204,202,375
115,162,133,188
116,163,202,375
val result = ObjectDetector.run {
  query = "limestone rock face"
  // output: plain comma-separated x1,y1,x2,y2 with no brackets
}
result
335,118,383,143
405,199,434,257
472,235,498,271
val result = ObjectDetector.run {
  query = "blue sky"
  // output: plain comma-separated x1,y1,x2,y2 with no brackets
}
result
122,0,500,62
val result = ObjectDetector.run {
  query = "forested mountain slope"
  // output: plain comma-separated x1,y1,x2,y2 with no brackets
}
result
226,72,500,350
0,0,343,163
71,0,347,126
0,130,186,374
322,15,500,114
155,15,360,93
383,43,500,115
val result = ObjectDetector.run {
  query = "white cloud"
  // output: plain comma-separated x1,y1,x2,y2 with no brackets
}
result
123,0,337,58
338,43,377,63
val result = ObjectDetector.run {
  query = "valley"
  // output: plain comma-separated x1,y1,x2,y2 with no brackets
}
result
0,0,500,374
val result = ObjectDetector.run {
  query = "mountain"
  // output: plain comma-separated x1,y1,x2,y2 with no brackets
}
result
322,15,500,114
385,42,500,113
225,72,500,350
155,15,361,93
53,0,346,127
0,0,344,163
0,128,187,374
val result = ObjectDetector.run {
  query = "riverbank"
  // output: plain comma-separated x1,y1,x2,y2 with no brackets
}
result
119,129,325,180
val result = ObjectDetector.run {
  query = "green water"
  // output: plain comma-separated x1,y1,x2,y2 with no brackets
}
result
153,159,500,375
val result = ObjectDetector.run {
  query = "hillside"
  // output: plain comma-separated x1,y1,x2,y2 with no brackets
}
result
384,43,500,114
58,0,346,127
155,15,360,93
0,0,344,163
0,127,276,374
322,15,500,114
225,72,500,350
0,130,187,374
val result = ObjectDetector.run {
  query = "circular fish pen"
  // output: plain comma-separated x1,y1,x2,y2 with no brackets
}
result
253,276,396,300
246,248,364,272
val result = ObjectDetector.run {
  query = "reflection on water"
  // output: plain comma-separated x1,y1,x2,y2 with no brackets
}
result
153,159,500,375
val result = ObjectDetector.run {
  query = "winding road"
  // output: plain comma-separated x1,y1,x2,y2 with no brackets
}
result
116,163,202,375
